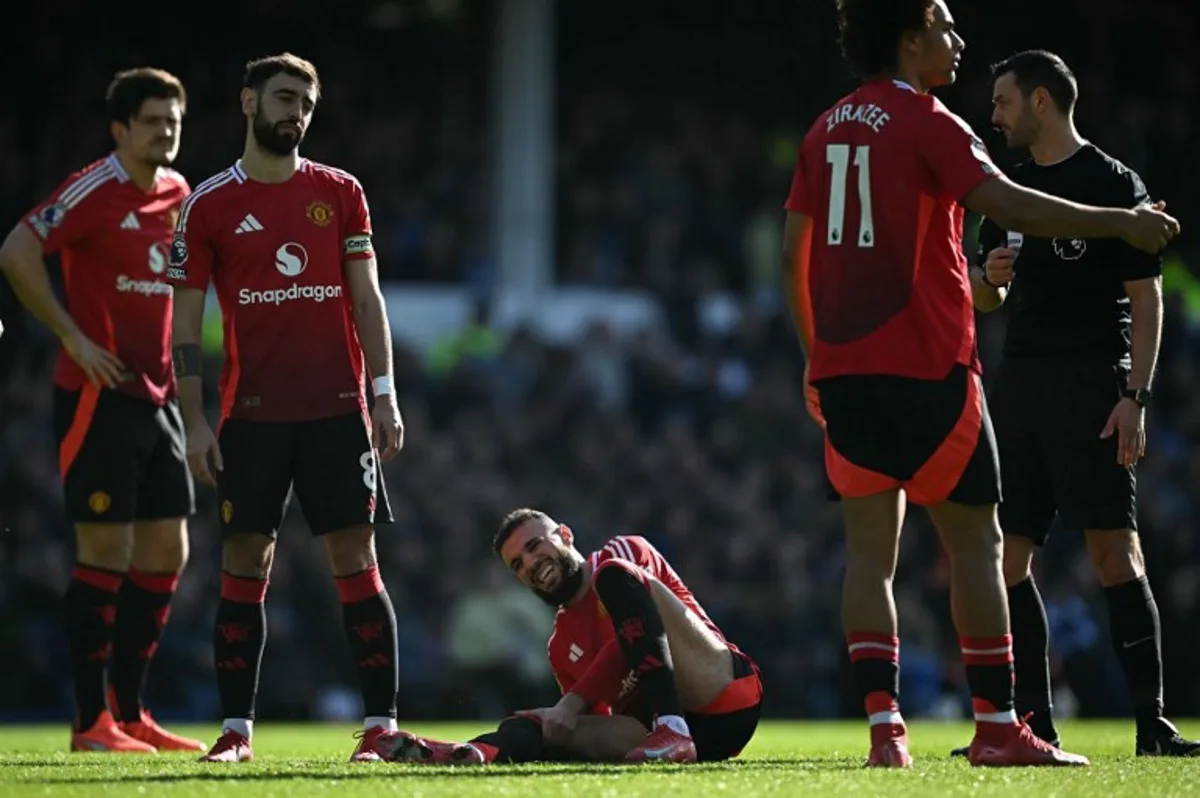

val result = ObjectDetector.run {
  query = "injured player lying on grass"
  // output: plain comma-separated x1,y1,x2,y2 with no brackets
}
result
374,508,764,765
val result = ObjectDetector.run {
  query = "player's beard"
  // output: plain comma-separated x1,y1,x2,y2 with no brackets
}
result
252,111,304,156
531,553,585,608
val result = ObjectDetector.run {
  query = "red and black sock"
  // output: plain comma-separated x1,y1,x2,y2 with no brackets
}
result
65,565,122,731
214,573,268,721
109,569,179,721
335,564,398,720
1105,575,1164,727
961,634,1017,725
846,632,903,741
471,716,547,763
592,560,682,719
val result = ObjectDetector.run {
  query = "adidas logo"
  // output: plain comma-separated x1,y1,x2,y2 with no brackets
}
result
235,214,264,234
120,212,140,230
568,643,584,663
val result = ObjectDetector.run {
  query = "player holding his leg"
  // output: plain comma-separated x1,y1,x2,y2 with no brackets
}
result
376,509,763,765
784,0,1178,768
167,53,405,763
0,68,203,753
954,50,1200,758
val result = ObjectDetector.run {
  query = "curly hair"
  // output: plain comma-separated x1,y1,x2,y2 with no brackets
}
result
836,0,936,77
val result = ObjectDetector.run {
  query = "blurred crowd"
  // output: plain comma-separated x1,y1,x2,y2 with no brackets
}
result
3,0,1200,722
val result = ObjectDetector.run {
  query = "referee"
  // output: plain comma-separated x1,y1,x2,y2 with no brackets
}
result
961,50,1198,757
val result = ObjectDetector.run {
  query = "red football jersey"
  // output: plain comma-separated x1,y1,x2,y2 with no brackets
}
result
785,79,998,382
167,159,374,423
22,153,189,405
547,535,746,715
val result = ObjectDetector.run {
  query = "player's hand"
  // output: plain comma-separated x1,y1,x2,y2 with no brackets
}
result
803,362,825,430
61,329,125,388
983,247,1016,288
371,395,404,462
185,418,224,487
1100,397,1145,468
518,703,581,746
1121,201,1181,254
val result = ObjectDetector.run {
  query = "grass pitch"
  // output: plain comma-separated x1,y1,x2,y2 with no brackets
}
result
2,720,1197,797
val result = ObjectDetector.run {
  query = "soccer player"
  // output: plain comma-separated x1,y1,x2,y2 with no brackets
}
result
0,69,203,753
783,0,1180,768
167,53,404,764
951,50,1200,758
374,509,763,765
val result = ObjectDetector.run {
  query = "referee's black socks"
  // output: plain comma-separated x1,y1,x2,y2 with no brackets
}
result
1007,577,1057,742
1104,575,1165,726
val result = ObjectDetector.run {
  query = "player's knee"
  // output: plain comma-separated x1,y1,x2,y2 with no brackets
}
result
592,557,648,591
1086,530,1144,586
74,524,134,572
323,524,376,577
131,518,189,573
1001,537,1035,587
222,533,275,578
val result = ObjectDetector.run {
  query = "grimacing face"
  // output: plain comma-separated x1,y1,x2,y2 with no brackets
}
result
499,520,586,608
246,72,316,156
991,71,1039,149
116,97,183,167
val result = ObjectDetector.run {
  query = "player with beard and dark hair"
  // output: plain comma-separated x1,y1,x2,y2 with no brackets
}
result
167,53,405,763
1,67,202,753
373,509,763,766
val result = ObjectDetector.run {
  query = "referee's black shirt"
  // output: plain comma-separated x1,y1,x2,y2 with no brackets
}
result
977,143,1163,364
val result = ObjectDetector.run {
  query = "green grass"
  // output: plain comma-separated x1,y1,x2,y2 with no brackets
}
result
2,720,1197,797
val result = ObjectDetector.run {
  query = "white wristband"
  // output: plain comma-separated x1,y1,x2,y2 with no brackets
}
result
372,376,394,397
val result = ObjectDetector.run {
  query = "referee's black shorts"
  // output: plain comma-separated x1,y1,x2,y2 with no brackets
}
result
990,357,1137,544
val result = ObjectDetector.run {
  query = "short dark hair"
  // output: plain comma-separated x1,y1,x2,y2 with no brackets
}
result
991,50,1077,115
243,53,321,98
493,508,552,556
106,68,186,125
836,0,935,77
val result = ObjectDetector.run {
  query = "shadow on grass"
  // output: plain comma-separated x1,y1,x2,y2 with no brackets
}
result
18,757,868,783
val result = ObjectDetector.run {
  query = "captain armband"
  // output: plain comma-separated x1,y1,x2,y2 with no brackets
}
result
173,343,203,378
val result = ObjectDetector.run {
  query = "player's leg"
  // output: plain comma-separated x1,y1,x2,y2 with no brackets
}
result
914,367,1085,766
292,412,399,760
111,400,204,751
589,558,759,763
1056,363,1199,755
379,714,646,765
55,387,155,753
948,360,1060,756
201,419,293,763
814,373,910,767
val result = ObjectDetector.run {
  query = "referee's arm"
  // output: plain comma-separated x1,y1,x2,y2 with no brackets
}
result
1121,174,1165,392
970,216,1009,312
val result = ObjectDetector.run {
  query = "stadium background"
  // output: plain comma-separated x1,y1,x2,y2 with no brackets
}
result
1,0,1198,725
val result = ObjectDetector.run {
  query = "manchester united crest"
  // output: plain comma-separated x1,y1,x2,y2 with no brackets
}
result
222,500,234,524
306,201,333,227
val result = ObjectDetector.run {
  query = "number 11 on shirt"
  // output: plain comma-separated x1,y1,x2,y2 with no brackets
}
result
826,144,874,248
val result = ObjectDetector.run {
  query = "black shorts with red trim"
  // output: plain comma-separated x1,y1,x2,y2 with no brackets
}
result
813,363,1001,507
54,387,194,524
216,412,393,538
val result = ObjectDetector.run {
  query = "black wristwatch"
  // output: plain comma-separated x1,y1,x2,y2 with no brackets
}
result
1123,387,1152,408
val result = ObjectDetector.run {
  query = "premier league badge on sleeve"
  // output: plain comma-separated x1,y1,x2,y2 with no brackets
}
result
169,233,188,267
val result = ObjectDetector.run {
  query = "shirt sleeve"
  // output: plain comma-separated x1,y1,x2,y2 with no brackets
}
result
783,142,811,215
975,216,1007,266
22,174,106,254
919,103,1000,202
167,196,215,290
341,177,374,262
1115,170,1163,282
